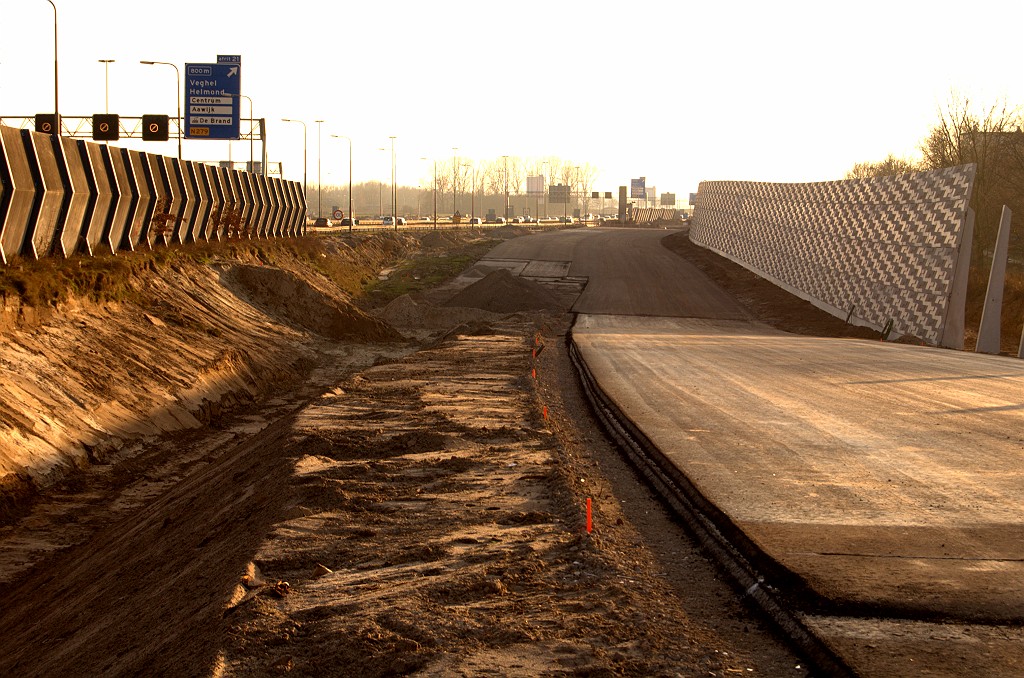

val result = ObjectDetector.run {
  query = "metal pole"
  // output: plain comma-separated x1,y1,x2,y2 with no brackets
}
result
502,155,509,219
248,99,253,172
348,138,353,230
233,94,253,171
44,0,59,135
390,136,397,230
542,161,549,219
334,135,353,232
98,59,114,114
452,147,458,217
140,60,181,159
422,158,437,229
314,120,324,218
377,147,387,219
284,119,309,218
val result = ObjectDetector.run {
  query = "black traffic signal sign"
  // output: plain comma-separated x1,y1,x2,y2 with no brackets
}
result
92,114,120,141
34,114,58,134
142,114,170,141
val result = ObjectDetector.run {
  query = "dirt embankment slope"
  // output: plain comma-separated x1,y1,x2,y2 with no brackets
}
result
0,235,415,521
0,230,809,677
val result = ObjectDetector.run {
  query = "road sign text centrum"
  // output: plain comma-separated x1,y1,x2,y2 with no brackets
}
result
184,55,241,139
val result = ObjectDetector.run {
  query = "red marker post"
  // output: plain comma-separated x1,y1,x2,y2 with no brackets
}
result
586,497,592,534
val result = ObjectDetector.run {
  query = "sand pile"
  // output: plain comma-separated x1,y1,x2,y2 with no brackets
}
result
418,231,458,249
374,294,502,330
442,268,565,313
231,265,402,342
489,225,532,239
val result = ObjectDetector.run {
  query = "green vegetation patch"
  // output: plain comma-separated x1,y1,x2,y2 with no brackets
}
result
362,239,498,308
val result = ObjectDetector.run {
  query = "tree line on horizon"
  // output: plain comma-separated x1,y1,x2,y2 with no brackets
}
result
315,156,604,219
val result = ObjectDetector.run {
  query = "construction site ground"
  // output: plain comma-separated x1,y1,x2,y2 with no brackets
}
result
0,225,965,676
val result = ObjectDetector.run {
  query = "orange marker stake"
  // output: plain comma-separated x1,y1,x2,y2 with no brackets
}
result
532,368,537,379
586,497,592,533
543,405,548,420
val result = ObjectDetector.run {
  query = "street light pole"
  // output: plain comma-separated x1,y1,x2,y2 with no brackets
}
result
465,163,475,219
140,60,181,159
44,0,59,136
98,59,114,114
228,93,254,172
331,134,353,233
421,157,437,230
377,147,388,219
452,147,458,217
542,161,549,219
314,120,324,218
502,155,510,219
282,118,308,211
389,136,397,230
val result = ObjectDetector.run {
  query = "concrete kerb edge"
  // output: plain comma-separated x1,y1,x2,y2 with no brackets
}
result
565,325,854,678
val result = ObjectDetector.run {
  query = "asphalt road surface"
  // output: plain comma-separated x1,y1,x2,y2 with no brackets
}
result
485,227,1024,676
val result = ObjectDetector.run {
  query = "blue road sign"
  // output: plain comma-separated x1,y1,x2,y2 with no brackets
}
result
184,61,242,139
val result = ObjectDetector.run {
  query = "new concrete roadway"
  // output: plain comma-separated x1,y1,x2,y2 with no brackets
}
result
483,227,1024,676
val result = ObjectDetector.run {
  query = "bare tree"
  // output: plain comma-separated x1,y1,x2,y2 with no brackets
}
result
845,154,919,179
575,163,599,215
919,92,1024,256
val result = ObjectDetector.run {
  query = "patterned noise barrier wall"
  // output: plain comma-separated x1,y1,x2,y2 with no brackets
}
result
690,165,976,348
0,124,306,264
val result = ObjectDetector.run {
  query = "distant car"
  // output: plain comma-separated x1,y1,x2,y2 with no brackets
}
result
340,217,359,226
382,216,406,226
468,217,483,225
512,216,525,224
312,217,330,227
492,217,506,225
560,216,574,224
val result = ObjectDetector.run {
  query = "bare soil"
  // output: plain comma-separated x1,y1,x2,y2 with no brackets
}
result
0,226,875,677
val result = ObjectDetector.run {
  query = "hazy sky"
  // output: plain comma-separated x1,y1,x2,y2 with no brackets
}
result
3,0,1023,199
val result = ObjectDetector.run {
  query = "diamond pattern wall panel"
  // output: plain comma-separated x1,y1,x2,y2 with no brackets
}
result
690,165,975,345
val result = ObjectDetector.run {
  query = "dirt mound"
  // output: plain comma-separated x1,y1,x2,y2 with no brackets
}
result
230,265,402,342
418,231,458,249
442,268,564,313
489,225,532,238
374,294,502,330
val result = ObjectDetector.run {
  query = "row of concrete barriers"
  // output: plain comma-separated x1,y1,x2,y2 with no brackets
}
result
629,207,678,225
0,124,305,265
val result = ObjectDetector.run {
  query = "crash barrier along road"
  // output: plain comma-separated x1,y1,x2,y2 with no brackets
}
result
0,123,305,264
